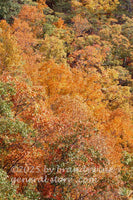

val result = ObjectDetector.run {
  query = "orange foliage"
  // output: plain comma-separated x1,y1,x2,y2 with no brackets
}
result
18,5,45,37
0,1,132,199
54,18,66,29
37,0,47,9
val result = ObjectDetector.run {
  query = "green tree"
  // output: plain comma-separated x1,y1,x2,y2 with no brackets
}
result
0,0,34,23
0,168,25,199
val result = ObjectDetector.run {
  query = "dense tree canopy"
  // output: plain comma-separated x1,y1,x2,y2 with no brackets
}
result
0,0,133,199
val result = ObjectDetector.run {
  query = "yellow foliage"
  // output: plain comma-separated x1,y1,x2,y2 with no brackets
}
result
0,20,22,73
40,35,67,64
72,0,119,13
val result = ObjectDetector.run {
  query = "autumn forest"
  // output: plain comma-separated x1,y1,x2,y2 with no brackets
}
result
0,0,133,199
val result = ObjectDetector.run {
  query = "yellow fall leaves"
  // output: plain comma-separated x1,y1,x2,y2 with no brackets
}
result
72,0,119,13
0,21,22,73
